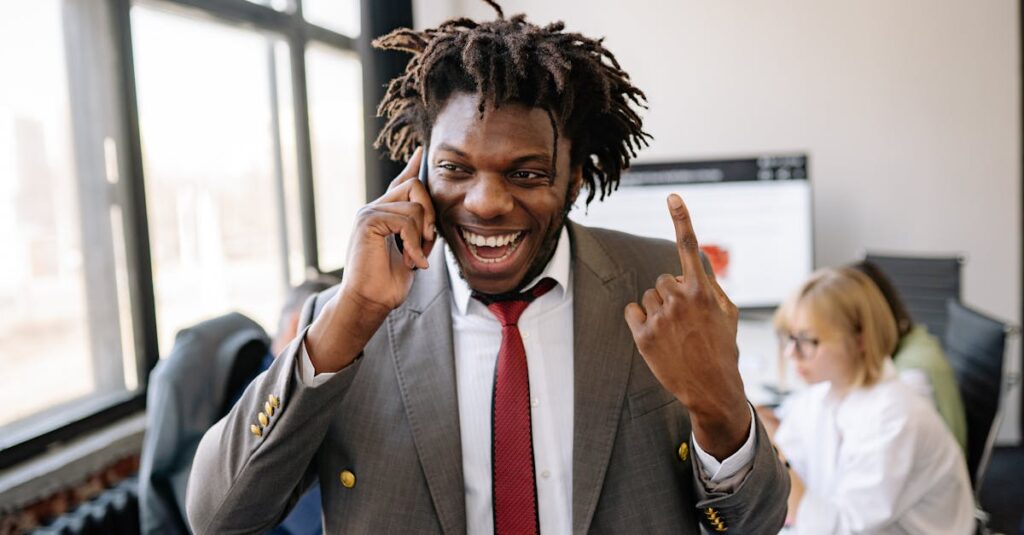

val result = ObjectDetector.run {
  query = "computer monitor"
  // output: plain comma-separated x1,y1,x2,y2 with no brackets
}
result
570,155,813,309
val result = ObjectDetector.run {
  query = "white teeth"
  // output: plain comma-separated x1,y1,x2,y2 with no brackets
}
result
459,228,522,248
459,228,524,263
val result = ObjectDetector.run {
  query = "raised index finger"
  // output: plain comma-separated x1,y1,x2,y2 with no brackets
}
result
667,193,706,282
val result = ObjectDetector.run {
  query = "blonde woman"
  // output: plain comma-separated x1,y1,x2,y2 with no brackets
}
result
768,267,973,534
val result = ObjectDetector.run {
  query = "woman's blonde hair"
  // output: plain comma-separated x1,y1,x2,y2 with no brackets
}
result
773,267,899,388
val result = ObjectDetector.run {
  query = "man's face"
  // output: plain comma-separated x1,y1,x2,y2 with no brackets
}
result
427,92,582,295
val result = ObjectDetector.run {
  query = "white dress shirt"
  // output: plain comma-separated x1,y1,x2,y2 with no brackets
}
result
301,227,756,534
774,360,975,535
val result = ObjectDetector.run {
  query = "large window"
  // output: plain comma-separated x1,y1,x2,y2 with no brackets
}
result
0,0,138,445
132,6,297,350
0,0,376,468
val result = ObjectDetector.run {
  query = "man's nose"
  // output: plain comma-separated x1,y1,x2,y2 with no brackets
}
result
463,174,514,220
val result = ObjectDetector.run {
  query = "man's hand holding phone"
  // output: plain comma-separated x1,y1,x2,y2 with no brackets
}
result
306,146,435,374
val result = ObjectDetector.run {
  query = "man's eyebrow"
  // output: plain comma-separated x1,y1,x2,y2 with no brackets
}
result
509,153,554,167
434,143,469,158
434,144,555,168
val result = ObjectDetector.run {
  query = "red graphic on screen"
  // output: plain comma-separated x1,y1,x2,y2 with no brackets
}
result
700,244,730,279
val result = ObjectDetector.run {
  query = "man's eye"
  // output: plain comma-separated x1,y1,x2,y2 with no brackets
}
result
438,163,470,175
510,170,548,180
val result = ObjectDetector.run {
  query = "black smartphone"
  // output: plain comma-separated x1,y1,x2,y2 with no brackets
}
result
395,149,430,255
418,146,430,192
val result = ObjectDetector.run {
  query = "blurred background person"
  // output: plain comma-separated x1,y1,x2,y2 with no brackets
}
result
850,260,968,452
226,275,342,407
766,267,973,534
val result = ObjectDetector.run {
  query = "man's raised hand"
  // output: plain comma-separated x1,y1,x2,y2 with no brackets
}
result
341,146,436,311
306,147,436,373
623,194,750,459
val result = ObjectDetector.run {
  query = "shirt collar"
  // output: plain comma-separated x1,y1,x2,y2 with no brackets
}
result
445,226,571,315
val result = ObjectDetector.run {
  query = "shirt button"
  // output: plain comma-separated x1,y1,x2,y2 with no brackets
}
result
521,331,529,340
531,398,539,407
541,470,551,479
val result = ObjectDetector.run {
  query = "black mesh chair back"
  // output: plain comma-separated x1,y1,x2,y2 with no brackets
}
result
865,253,962,342
944,300,1007,491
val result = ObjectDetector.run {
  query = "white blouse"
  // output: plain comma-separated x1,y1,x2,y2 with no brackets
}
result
774,360,975,535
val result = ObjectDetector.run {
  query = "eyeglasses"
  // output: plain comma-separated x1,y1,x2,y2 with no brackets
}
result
778,333,820,360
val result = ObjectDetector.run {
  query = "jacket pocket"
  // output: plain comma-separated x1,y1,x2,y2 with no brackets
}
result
628,385,677,419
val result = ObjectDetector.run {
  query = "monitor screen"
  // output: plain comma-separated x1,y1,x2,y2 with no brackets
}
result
570,155,813,309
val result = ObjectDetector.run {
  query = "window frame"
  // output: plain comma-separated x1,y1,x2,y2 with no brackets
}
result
0,0,405,471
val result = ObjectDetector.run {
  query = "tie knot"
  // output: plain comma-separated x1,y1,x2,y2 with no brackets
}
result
473,278,557,327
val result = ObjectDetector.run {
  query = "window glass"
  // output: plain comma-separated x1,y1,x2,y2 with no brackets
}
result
244,0,294,12
132,6,295,353
303,0,360,37
306,44,365,271
0,1,136,435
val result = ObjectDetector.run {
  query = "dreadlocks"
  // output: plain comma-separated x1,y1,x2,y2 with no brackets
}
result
372,1,651,205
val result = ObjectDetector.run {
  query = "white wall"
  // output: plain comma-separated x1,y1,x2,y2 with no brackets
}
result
411,0,1022,442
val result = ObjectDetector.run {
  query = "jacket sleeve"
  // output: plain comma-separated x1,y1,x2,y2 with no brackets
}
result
185,292,361,534
691,413,790,534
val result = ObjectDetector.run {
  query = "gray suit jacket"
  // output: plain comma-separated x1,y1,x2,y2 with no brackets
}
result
186,223,788,534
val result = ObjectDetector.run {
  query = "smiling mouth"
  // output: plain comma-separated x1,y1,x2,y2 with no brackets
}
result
459,227,525,264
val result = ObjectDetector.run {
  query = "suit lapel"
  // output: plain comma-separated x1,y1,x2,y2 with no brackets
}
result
569,223,638,535
389,245,467,535
388,227,638,535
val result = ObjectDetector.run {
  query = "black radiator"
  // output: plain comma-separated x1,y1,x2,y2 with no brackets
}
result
31,477,139,535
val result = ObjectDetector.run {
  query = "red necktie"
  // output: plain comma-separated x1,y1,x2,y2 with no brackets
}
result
474,278,557,535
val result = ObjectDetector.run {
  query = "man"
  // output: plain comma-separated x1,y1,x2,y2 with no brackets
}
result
187,5,787,534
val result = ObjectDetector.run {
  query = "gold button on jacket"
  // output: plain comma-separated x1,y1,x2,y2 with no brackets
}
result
677,442,689,462
704,507,727,531
339,470,356,489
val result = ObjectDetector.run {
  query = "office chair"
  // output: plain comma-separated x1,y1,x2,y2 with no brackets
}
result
943,299,1020,535
865,253,963,343
138,313,270,534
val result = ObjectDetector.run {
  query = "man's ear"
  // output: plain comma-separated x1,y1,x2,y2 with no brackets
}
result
568,165,584,204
